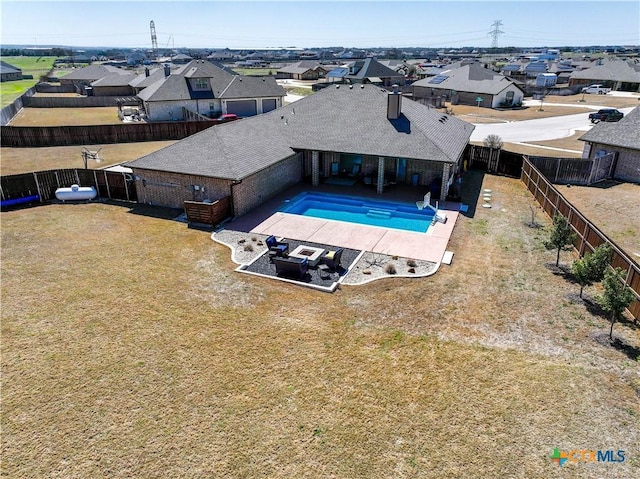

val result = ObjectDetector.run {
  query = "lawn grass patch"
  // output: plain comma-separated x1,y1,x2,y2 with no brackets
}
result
2,173,639,477
0,56,60,107
9,106,122,126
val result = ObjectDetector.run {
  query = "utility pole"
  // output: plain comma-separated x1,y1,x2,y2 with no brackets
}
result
488,20,504,49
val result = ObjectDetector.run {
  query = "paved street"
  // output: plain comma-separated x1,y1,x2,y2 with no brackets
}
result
470,106,636,143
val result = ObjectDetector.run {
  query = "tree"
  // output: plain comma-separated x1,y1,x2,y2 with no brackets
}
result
571,243,613,298
571,256,592,298
544,214,576,266
587,243,613,282
598,267,635,340
483,134,503,149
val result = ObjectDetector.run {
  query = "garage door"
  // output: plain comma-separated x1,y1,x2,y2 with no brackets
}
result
262,98,277,113
226,100,257,117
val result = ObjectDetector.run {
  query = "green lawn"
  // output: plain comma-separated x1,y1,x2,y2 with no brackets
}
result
0,56,61,107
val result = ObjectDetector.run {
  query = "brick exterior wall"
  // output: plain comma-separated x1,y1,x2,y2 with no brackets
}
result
232,152,303,216
587,142,640,183
132,169,232,209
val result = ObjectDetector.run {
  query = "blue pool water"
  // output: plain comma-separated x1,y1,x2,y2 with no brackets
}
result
280,192,434,233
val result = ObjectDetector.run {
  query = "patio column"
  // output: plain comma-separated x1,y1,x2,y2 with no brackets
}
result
377,157,385,194
440,163,451,202
311,151,320,187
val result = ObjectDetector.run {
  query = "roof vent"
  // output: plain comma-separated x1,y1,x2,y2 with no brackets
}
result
349,84,353,89
336,84,340,89
360,84,365,89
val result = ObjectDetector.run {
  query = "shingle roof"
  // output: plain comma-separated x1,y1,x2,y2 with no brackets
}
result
413,63,520,95
0,61,22,74
136,60,283,102
126,84,474,180
218,76,285,99
346,58,404,81
570,60,640,83
579,106,640,150
61,64,130,81
91,72,136,87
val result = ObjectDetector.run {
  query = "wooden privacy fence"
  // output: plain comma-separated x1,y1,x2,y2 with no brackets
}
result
184,198,231,227
521,158,640,320
1,168,137,204
1,121,216,147
22,96,139,108
528,153,616,185
466,145,524,178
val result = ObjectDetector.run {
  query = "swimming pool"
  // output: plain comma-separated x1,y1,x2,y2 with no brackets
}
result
280,192,435,233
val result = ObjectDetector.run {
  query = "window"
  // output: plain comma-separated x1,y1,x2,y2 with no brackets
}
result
194,78,209,90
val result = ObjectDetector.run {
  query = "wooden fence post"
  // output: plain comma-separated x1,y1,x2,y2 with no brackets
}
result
33,172,43,202
103,171,111,199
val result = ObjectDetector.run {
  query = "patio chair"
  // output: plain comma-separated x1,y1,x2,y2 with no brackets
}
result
320,247,344,271
348,163,361,178
266,235,289,256
273,256,308,279
330,162,339,178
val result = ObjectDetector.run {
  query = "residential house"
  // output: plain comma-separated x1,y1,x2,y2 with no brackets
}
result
579,106,640,183
90,72,137,96
327,58,406,87
135,60,286,121
0,61,23,82
569,60,640,92
276,61,329,80
412,63,524,108
125,84,474,215
59,64,133,93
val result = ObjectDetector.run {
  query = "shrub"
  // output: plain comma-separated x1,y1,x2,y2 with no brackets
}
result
406,259,417,267
385,263,397,275
243,244,254,252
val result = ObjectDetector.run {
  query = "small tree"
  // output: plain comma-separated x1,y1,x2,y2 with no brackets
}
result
571,243,613,298
544,214,576,267
571,256,592,298
598,267,635,340
588,243,613,282
483,134,503,150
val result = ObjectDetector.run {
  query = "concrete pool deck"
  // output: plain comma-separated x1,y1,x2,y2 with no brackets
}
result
219,183,459,264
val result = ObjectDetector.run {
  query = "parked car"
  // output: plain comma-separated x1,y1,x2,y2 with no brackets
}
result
588,109,624,123
581,84,612,94
214,113,239,123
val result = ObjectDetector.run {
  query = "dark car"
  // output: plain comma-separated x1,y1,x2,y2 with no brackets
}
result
588,109,624,123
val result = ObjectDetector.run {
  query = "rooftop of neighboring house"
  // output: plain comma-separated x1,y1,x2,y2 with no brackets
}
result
579,106,640,151
60,64,132,81
277,61,328,74
125,84,474,180
570,59,640,83
135,59,285,102
413,63,520,95
0,61,22,74
91,72,137,87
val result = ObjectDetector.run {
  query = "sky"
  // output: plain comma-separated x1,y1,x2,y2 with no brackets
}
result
1,0,639,49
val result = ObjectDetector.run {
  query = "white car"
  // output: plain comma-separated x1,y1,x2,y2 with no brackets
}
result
581,84,612,94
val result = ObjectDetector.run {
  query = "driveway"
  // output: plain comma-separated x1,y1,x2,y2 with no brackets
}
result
470,106,636,143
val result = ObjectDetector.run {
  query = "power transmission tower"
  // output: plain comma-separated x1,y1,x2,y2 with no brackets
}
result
150,20,158,59
488,20,504,49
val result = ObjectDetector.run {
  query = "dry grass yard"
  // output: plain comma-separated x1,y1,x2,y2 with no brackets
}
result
501,132,587,158
9,107,122,126
558,181,640,259
2,172,639,478
0,141,177,175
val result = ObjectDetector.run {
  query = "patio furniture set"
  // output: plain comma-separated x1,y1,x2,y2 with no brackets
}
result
266,235,344,280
